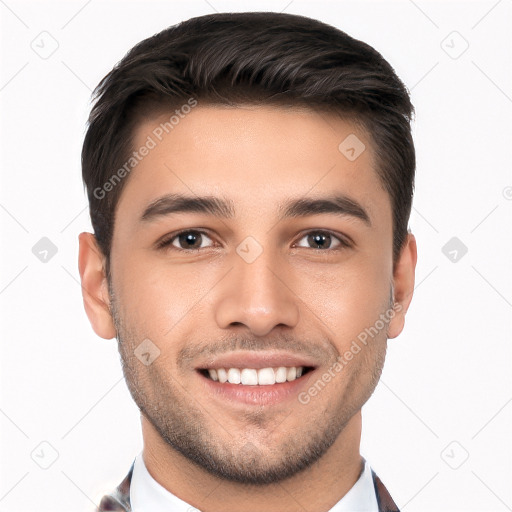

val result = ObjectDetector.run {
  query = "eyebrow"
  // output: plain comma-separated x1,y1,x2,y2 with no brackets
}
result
141,194,235,222
140,193,371,226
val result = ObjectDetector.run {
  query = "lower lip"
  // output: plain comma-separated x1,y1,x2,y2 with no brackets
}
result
197,370,315,406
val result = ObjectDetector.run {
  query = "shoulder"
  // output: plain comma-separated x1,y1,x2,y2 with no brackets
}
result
371,468,400,512
96,462,134,512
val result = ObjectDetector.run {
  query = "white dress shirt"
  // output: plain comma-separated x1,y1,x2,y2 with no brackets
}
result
130,451,378,511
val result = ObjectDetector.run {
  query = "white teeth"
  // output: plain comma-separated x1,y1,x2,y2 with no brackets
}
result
205,366,307,385
241,368,258,385
227,368,241,384
275,366,287,383
217,368,228,383
286,367,297,381
258,368,276,385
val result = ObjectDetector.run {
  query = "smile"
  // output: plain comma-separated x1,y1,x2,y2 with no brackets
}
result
199,366,314,385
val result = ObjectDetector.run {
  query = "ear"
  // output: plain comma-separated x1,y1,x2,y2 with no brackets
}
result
388,232,417,339
78,232,117,340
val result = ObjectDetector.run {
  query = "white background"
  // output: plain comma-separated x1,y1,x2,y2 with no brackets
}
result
1,1,511,510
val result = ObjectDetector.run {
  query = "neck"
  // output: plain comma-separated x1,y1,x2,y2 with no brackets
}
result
141,412,364,512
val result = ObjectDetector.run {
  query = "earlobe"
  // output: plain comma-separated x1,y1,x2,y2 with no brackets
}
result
388,232,417,339
78,232,117,340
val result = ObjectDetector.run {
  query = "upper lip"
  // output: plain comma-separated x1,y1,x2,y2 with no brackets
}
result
196,351,319,371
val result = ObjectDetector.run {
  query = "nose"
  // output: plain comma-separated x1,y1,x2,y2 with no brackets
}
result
214,247,300,337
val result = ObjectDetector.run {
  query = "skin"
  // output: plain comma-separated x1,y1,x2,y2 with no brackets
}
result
78,104,417,512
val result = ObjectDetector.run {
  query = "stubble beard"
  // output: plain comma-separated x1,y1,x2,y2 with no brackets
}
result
108,280,387,485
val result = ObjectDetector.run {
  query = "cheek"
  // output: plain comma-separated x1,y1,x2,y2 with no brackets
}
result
291,254,391,344
114,250,220,339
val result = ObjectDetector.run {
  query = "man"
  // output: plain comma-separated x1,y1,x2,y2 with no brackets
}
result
78,11,417,512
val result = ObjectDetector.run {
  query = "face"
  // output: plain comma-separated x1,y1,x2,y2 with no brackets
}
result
80,104,415,485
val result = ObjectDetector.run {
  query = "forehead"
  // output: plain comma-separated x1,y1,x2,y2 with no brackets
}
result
117,104,390,226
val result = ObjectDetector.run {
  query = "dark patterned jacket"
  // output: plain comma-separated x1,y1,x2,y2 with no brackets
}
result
97,461,400,511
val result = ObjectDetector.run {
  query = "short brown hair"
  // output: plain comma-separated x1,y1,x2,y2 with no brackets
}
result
82,12,415,278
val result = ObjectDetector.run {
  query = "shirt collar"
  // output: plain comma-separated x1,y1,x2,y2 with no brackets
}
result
328,456,379,511
130,451,378,512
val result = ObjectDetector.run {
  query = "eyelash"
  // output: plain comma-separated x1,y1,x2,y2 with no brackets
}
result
156,229,353,252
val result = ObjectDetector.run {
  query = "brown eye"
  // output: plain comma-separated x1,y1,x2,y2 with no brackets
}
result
157,230,214,251
294,231,350,250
